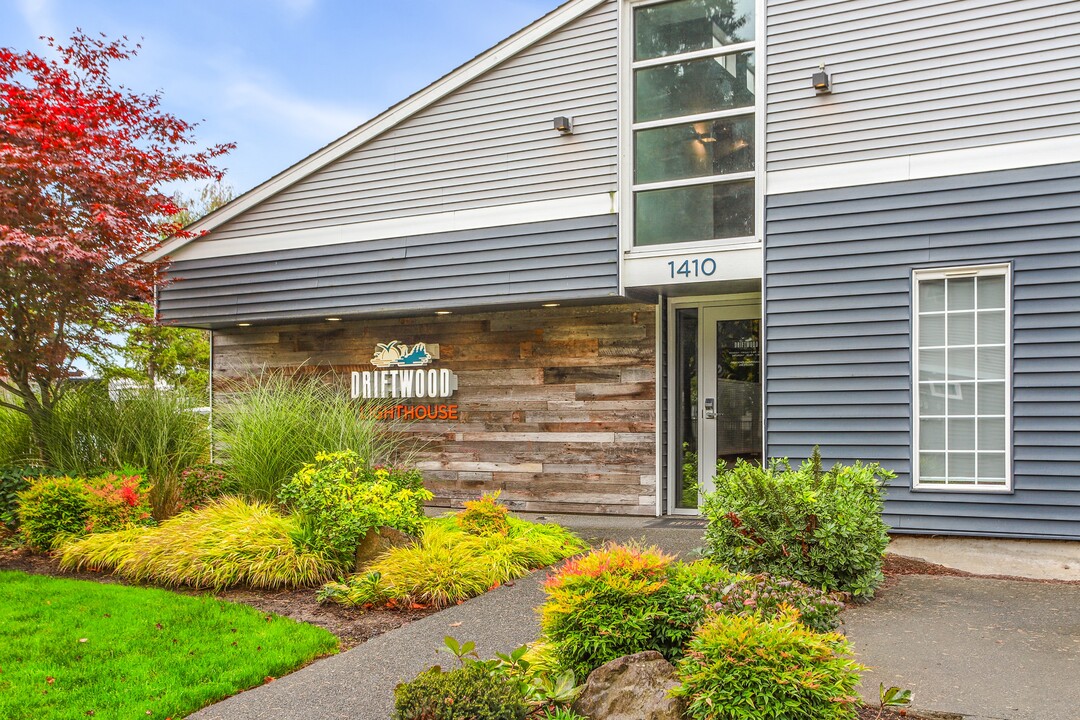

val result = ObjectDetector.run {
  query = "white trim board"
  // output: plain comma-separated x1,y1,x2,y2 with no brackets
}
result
766,135,1080,196
144,0,609,263
167,194,616,262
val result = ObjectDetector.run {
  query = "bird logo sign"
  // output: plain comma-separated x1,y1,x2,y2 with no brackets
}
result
370,341,434,368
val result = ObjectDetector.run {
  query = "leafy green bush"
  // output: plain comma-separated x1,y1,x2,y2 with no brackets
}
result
17,473,153,549
278,450,431,567
672,608,864,720
0,465,48,531
177,463,236,512
18,476,89,549
319,515,585,609
216,372,403,502
394,663,528,720
58,497,336,589
539,545,847,679
702,449,893,597
540,543,680,679
458,491,510,536
669,561,843,635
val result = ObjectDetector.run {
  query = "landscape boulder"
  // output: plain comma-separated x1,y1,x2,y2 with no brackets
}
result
354,527,413,571
572,651,684,720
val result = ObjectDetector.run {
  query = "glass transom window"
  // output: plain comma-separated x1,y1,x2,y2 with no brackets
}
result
914,265,1011,491
631,0,757,247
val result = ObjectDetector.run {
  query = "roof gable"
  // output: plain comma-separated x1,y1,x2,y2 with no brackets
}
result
147,0,610,262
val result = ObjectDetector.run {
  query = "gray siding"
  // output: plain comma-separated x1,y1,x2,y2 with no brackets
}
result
207,1,618,242
764,162,1080,540
160,215,619,327
766,0,1080,171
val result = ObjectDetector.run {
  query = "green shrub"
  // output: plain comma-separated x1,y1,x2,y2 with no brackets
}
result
319,515,585,609
0,465,48,531
278,450,431,567
669,561,843,635
672,608,864,720
18,476,89,549
458,491,510,536
216,372,403,502
539,545,846,679
540,543,680,679
17,473,155,549
702,450,893,597
394,663,528,720
58,497,336,589
177,463,236,511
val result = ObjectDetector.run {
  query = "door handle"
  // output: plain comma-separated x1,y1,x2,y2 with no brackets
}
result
704,397,716,419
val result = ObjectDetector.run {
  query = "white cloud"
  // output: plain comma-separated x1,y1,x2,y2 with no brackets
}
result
222,76,367,144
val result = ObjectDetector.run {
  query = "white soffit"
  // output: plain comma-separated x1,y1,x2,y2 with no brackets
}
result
766,135,1080,196
168,194,616,261
145,0,608,263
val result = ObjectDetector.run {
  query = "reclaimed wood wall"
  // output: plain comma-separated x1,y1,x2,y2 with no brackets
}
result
212,302,658,515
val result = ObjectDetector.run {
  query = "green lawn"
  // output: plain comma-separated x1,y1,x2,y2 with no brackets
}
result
0,571,338,719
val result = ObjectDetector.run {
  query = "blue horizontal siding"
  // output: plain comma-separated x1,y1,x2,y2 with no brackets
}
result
764,161,1080,540
159,215,619,327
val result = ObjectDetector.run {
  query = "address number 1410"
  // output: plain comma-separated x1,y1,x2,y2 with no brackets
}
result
667,257,717,280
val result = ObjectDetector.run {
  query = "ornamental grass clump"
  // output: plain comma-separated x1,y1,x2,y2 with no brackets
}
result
58,497,336,589
215,372,401,502
672,608,864,720
702,447,893,598
278,450,432,569
319,509,585,609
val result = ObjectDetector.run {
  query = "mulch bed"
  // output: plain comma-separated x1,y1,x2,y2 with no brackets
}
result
0,544,436,650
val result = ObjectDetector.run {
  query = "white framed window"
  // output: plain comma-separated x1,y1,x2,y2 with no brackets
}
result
913,264,1012,491
624,0,759,249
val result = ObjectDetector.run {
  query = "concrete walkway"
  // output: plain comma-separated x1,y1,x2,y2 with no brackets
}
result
191,518,1080,720
191,572,548,720
845,575,1080,720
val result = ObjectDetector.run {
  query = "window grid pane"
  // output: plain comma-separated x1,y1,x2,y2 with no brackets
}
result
917,272,1008,488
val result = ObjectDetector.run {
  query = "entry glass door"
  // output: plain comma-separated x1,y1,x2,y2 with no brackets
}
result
671,300,762,512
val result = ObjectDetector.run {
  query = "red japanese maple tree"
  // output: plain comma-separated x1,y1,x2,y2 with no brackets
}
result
0,32,232,452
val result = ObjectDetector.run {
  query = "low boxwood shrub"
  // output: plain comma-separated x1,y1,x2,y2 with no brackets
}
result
702,448,893,598
319,513,585,609
58,497,335,589
17,472,153,549
540,545,845,679
278,450,432,568
394,663,527,720
672,608,864,720
0,465,48,531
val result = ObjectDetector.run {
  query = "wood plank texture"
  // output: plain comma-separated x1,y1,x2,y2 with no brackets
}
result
213,302,657,515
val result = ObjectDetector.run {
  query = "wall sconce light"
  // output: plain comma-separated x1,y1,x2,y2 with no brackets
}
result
553,116,574,135
812,63,831,94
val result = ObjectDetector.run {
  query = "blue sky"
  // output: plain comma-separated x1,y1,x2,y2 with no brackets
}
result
0,0,564,196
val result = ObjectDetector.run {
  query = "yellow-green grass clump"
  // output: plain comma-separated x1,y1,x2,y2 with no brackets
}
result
320,515,585,608
58,497,335,589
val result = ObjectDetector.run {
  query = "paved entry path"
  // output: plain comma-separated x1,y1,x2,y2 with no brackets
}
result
191,516,1080,720
191,572,548,720
844,575,1080,720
